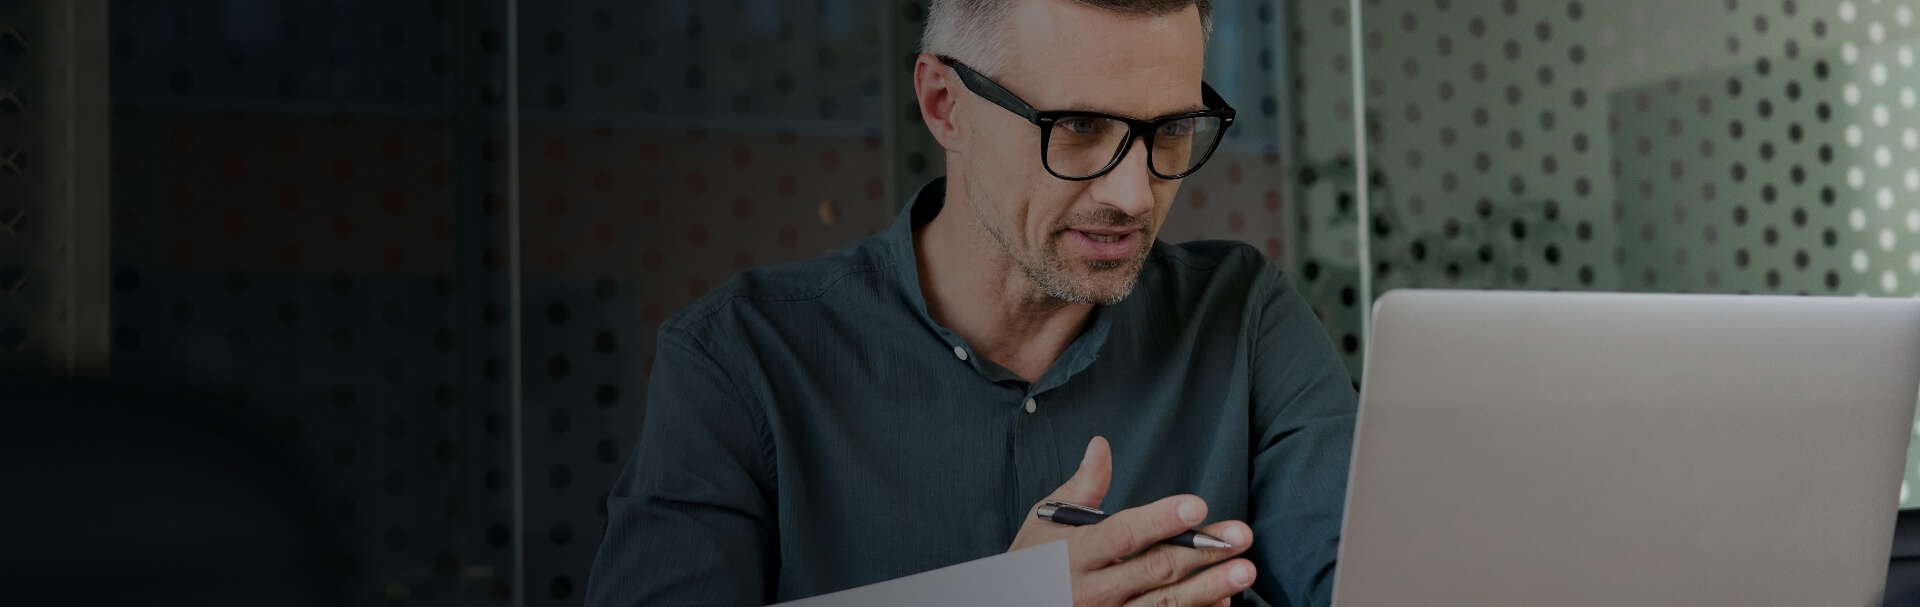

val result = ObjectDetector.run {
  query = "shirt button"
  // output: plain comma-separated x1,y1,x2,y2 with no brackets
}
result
953,346,969,361
1024,398,1037,414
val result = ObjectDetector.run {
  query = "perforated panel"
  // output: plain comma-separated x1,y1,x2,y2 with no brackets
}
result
105,1,521,602
1162,0,1297,272
510,3,898,601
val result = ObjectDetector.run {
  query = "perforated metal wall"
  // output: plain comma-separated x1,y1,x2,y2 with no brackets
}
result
103,1,521,602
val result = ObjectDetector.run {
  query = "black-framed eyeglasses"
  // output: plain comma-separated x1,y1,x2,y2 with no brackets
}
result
939,55,1236,181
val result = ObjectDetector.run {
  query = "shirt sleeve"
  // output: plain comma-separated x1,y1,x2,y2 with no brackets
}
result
1244,264,1359,607
584,325,779,607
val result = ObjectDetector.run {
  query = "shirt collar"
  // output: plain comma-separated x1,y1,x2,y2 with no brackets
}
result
883,177,1115,395
883,176,947,325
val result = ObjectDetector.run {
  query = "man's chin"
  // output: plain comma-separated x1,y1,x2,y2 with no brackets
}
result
1049,256,1147,304
1025,235,1153,304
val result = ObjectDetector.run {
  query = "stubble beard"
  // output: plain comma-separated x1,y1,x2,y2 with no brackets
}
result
975,205,1153,306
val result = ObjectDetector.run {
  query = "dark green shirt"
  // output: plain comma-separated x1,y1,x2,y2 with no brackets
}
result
585,178,1357,607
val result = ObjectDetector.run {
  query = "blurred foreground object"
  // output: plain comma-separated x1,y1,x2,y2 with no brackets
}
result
0,379,347,607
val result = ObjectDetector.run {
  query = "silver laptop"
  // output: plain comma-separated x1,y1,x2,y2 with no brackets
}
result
1332,290,1920,607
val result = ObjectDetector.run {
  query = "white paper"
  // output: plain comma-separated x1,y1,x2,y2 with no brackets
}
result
774,540,1072,606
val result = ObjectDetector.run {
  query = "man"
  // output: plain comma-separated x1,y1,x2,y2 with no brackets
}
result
584,1,1356,605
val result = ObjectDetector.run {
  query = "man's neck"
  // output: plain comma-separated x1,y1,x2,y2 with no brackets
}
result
913,182,1093,385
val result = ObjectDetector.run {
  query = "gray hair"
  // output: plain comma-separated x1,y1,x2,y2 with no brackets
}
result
922,0,1213,76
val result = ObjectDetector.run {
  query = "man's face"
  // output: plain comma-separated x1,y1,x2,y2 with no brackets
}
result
958,0,1207,305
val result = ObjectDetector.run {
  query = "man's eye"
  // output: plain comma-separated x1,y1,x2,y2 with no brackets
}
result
1158,121,1194,138
1059,118,1098,134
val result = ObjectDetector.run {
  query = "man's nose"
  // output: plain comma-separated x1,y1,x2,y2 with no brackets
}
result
1087,137,1157,217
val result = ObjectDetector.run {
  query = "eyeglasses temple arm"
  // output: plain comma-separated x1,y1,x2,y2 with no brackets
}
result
1200,82,1236,119
938,56,1045,125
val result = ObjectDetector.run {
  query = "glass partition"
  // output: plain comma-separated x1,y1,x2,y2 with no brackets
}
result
1336,0,1920,508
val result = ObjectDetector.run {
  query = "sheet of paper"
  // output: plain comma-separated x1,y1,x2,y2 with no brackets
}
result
774,540,1071,606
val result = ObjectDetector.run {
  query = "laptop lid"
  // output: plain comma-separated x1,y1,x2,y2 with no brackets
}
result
1332,290,1920,607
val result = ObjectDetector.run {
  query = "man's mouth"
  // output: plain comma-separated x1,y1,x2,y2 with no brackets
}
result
1066,228,1143,262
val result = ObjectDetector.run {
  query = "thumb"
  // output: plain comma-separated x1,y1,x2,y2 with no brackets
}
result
1043,436,1112,509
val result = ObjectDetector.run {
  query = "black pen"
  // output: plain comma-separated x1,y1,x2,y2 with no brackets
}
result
1036,500,1235,549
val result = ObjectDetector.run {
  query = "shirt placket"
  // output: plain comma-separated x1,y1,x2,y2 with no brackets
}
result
945,339,1066,531
1010,383,1063,529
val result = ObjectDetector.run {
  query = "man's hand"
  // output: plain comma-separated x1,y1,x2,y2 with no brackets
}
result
1009,437,1256,607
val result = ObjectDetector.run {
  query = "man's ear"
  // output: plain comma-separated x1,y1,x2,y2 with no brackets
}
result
913,53,964,153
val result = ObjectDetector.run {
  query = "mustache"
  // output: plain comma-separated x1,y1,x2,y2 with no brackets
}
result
1058,208,1151,232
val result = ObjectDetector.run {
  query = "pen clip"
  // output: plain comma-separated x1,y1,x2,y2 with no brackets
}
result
1042,500,1105,516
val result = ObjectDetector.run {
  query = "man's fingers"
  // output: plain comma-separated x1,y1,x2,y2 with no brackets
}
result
1072,494,1208,570
1118,558,1256,607
1042,436,1112,508
1008,437,1112,552
1090,520,1251,593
